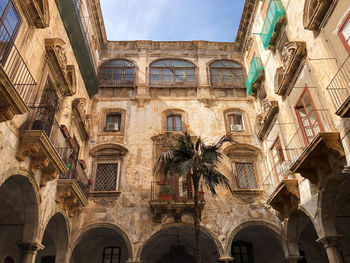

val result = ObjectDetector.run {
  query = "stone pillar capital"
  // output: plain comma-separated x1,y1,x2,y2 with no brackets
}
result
317,235,342,248
17,242,44,254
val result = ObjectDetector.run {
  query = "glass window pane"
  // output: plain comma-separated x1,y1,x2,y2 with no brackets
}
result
167,116,173,131
0,1,8,13
175,115,182,131
4,3,20,37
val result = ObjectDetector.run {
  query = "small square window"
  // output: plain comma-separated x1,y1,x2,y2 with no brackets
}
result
167,115,182,131
105,113,121,132
228,113,244,132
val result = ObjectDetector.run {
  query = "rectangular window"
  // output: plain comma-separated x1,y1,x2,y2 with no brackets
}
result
167,115,182,131
103,247,121,263
338,12,350,54
105,113,121,132
94,163,118,191
232,241,254,263
295,87,323,146
235,162,257,189
270,137,285,181
228,113,244,132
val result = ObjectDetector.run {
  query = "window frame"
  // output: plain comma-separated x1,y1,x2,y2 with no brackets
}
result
102,246,121,263
338,11,350,54
167,114,182,132
209,60,245,88
94,159,121,192
0,0,22,40
224,110,249,135
270,136,286,181
104,113,122,132
149,59,197,87
294,86,323,146
100,108,126,135
98,59,135,87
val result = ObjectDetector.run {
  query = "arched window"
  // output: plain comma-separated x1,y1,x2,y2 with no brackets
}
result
210,60,244,87
99,60,135,87
149,59,196,87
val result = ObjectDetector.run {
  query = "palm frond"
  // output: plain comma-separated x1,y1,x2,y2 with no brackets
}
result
153,150,174,174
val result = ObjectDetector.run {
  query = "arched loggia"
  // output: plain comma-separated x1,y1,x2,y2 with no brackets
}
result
0,174,39,261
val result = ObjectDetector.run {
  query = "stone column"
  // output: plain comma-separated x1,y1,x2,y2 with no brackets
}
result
317,236,344,263
282,256,303,263
17,242,44,263
218,257,234,263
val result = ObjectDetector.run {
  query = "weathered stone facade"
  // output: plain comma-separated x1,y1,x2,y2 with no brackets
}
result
0,0,349,263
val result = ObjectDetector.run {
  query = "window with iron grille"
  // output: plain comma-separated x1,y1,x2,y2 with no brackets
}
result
210,60,245,88
102,247,121,263
99,59,135,87
94,163,118,191
235,162,257,189
231,241,254,263
150,59,196,87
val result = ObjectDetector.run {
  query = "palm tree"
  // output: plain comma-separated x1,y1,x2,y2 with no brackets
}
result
154,132,235,263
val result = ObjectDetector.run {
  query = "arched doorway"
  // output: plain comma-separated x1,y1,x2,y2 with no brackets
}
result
35,213,69,263
287,210,328,262
140,226,220,263
0,174,39,261
230,223,285,263
70,226,132,263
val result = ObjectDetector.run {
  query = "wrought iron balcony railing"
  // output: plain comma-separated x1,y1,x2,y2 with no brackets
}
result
0,16,36,103
285,109,335,165
61,154,89,200
262,160,292,197
326,55,350,117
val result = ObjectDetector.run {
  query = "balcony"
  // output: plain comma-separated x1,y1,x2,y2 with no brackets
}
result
256,99,279,139
17,107,71,186
303,0,334,31
275,41,307,96
245,57,264,95
57,153,89,216
0,16,36,122
267,180,300,221
54,0,98,97
150,179,205,223
286,109,345,184
260,0,286,50
326,55,350,117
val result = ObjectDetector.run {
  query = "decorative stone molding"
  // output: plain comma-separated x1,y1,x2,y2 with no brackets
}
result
267,179,299,221
56,179,88,217
72,98,90,141
45,38,76,96
275,41,307,96
303,0,336,31
267,15,286,51
289,132,345,184
17,130,68,186
256,99,279,139
18,0,50,28
0,66,29,122
17,242,44,253
131,95,151,107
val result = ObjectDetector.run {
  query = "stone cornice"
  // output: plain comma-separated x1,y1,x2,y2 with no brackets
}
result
86,0,108,49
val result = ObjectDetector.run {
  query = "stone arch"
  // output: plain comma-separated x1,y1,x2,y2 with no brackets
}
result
0,173,40,261
98,58,137,68
138,223,224,262
147,57,198,68
69,223,133,262
286,209,328,262
226,220,287,258
35,213,69,263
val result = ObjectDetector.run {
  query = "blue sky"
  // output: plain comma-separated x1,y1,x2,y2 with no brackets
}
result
100,0,245,42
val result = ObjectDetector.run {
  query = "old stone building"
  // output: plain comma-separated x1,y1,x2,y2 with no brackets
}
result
0,0,349,262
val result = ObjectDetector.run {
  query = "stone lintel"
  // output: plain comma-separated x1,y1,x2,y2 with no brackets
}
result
289,132,344,184
267,179,299,221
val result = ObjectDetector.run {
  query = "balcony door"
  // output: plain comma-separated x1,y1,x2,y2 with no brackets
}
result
295,87,323,146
